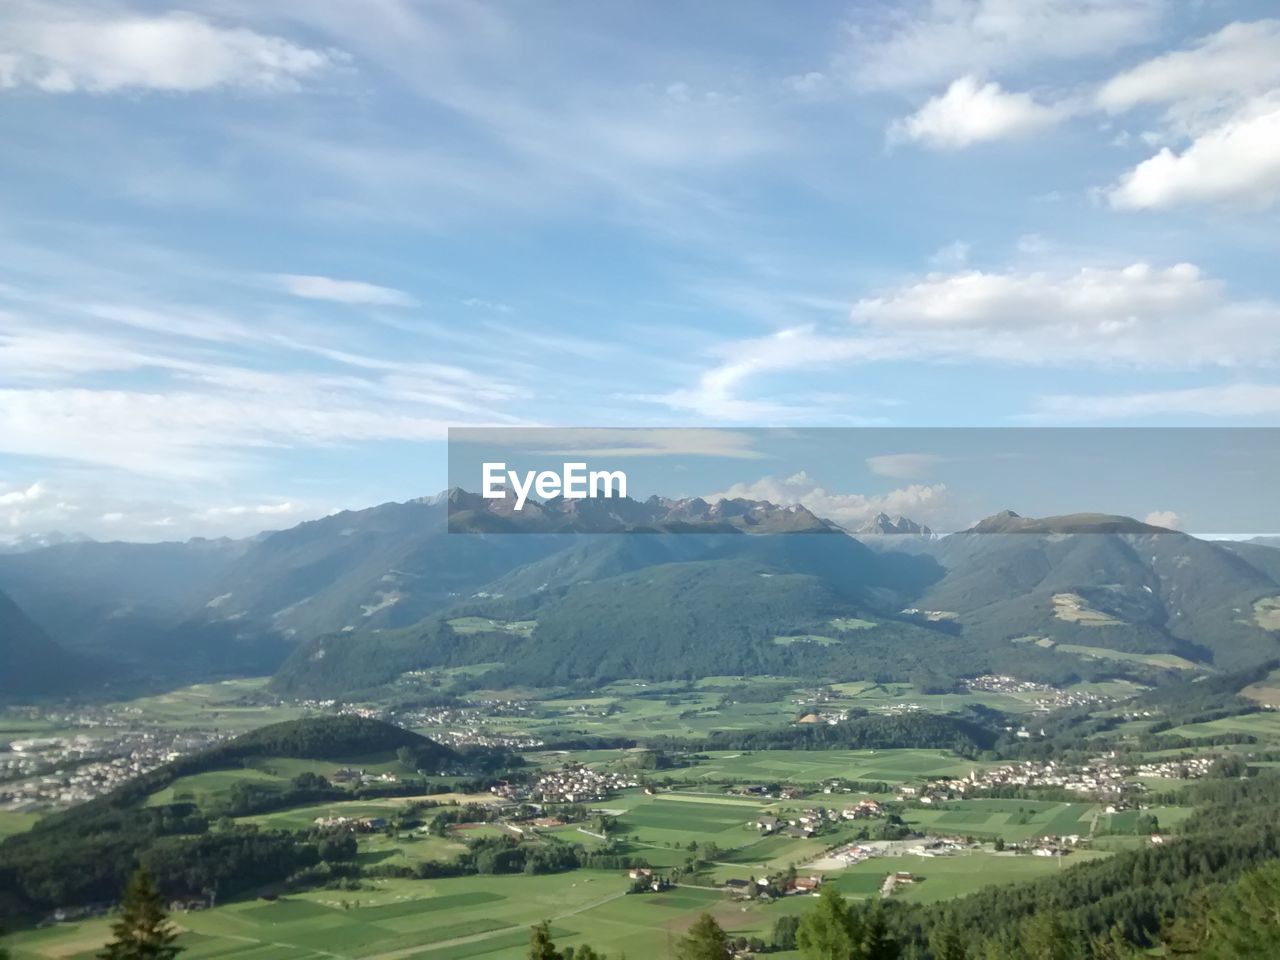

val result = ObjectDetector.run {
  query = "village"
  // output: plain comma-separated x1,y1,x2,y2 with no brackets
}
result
0,729,225,812
897,751,1216,805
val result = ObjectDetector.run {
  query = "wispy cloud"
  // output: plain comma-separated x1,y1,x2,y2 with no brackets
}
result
845,0,1161,90
273,274,419,307
0,4,341,93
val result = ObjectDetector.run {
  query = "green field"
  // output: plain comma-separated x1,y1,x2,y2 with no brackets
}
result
446,618,536,637
905,799,1098,842
2,872,749,960
678,749,988,785
830,850,1110,903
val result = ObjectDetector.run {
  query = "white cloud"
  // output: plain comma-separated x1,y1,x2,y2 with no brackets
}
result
1095,21,1280,211
1097,20,1280,116
1145,510,1182,529
0,480,48,506
1107,105,1280,210
274,274,418,307
867,454,943,479
704,471,953,529
658,262,1280,420
1033,383,1280,420
848,0,1161,90
889,76,1066,149
0,6,338,94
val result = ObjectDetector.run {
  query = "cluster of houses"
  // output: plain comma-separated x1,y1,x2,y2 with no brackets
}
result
489,764,638,804
966,675,1052,694
330,767,400,786
898,751,1217,806
753,798,886,839
0,730,224,812
313,814,389,832
723,874,823,898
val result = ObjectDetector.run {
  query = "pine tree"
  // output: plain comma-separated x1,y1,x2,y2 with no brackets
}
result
529,921,563,960
862,901,900,960
674,913,730,960
930,917,968,960
97,867,182,960
797,884,862,960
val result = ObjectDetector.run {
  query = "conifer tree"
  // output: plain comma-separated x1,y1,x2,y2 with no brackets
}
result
797,884,862,960
97,867,182,960
674,913,730,960
529,921,562,960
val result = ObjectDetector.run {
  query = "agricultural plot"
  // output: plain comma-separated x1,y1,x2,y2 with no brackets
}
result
118,679,309,733
772,635,840,646
830,850,1110,904
906,800,1098,843
683,749,986,785
2,875,615,960
617,796,760,846
446,618,537,637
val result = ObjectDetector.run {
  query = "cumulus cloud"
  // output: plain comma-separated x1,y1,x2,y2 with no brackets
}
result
848,0,1160,90
1145,510,1183,529
1107,106,1280,210
274,274,419,307
0,480,48,506
889,76,1067,149
1098,21,1280,210
0,6,339,94
704,471,953,529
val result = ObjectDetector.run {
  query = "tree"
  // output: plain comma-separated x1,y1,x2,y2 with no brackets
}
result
318,833,358,862
930,917,968,960
1019,911,1080,960
773,915,801,951
529,921,562,960
674,913,730,960
797,885,861,960
862,901,899,960
97,867,183,960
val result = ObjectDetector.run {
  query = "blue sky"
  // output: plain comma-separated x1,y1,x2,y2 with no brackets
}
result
1,0,1279,541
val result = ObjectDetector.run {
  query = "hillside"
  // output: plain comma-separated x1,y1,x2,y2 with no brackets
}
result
0,589,88,696
903,514,1280,674
0,716,457,918
0,537,248,675
272,535,961,695
274,510,1280,696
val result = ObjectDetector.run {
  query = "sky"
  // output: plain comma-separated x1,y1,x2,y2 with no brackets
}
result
1,0,1279,542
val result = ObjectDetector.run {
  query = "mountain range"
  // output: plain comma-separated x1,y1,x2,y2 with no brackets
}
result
1,492,1277,699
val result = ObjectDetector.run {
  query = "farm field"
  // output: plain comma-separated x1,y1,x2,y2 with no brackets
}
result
677,749,989,785
1,873,754,960
830,849,1111,904
118,679,311,732
904,799,1099,843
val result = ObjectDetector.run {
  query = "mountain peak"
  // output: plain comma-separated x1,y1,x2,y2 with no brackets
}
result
965,511,1170,535
446,490,843,534
854,513,932,536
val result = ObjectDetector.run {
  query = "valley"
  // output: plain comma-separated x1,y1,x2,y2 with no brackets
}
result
2,497,1279,958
